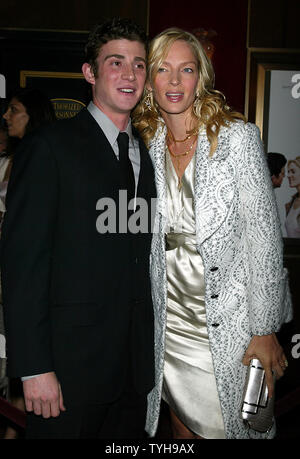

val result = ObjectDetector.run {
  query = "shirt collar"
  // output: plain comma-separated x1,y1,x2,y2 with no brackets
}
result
87,101,134,147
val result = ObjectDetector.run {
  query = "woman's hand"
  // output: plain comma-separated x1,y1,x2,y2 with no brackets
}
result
242,333,288,398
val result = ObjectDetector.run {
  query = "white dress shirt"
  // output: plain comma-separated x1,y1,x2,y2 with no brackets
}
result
87,101,140,193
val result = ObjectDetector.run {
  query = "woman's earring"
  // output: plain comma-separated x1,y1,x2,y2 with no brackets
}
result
144,90,153,111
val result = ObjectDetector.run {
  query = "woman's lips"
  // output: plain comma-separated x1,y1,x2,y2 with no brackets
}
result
166,92,184,102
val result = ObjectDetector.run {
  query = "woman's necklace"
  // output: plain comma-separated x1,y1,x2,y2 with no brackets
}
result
167,135,198,190
167,127,198,143
168,136,197,158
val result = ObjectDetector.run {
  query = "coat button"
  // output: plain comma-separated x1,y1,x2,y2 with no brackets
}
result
210,267,219,272
211,294,219,299
211,323,220,327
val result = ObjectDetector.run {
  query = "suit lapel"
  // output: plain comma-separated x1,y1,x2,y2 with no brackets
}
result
76,108,119,170
133,127,155,199
69,108,122,212
149,126,168,224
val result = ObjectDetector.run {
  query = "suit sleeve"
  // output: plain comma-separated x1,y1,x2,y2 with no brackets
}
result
0,132,59,377
238,122,293,335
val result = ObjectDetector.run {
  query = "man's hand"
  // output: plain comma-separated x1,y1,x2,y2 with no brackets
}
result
242,333,288,398
23,371,66,418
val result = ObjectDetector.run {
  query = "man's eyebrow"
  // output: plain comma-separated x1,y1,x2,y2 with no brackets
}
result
104,54,124,61
134,56,146,63
104,54,146,63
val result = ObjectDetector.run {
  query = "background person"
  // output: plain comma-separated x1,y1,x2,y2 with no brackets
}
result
0,126,10,222
2,87,56,222
0,125,9,400
0,125,8,154
133,27,292,439
267,152,287,188
285,156,300,238
1,87,56,438
3,87,56,140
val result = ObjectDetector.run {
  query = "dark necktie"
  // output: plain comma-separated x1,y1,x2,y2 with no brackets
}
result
117,132,135,204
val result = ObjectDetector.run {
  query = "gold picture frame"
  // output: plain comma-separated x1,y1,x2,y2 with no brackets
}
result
245,48,300,140
245,48,300,247
20,70,84,88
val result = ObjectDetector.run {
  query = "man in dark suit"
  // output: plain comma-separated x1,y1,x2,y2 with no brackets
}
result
267,152,287,188
0,18,156,438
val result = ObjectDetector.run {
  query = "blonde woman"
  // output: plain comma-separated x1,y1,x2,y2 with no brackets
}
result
285,157,300,237
133,28,292,439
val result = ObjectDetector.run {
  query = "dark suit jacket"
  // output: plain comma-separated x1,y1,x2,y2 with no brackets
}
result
0,108,156,407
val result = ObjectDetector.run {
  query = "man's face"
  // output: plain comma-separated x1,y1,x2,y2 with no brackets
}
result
272,166,286,188
83,39,146,120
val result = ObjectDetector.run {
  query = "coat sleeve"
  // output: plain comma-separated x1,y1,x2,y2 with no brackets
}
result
0,132,59,377
238,122,293,335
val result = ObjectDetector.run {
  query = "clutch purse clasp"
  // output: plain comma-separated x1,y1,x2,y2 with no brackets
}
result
240,358,275,433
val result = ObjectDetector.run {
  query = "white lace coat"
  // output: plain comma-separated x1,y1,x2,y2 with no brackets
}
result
146,120,293,439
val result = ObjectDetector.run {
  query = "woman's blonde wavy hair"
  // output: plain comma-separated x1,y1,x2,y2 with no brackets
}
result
288,156,300,169
132,27,246,156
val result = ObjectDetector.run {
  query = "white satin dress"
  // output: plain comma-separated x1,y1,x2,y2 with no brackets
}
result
162,150,225,439
285,204,300,237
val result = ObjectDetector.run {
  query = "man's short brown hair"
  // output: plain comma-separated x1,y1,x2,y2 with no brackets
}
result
85,17,148,77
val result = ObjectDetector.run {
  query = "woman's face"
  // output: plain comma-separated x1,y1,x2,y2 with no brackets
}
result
150,40,199,119
3,97,29,138
287,162,300,188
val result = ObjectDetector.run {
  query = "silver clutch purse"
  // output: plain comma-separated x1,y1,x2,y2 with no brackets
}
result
240,358,275,433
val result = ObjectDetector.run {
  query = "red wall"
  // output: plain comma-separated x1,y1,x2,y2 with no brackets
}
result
149,0,248,114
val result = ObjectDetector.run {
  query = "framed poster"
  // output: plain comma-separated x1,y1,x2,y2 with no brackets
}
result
246,49,300,240
265,69,300,239
0,28,91,119
20,70,87,119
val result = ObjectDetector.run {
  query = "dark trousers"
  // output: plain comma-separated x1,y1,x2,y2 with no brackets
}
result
25,381,148,439
25,313,152,439
25,346,148,440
